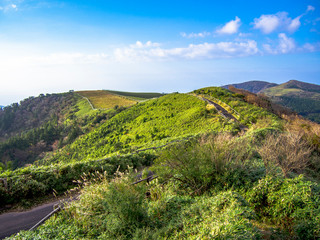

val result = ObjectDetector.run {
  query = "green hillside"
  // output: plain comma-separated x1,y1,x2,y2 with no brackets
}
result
262,80,320,123
42,92,240,165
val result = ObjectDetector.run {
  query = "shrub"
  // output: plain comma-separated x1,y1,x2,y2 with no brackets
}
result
258,132,313,177
247,175,320,239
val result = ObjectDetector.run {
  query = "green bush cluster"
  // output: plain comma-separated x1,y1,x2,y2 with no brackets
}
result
247,175,320,238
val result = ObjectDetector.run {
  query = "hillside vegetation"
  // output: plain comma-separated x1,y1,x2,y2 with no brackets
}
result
0,88,281,207
11,128,320,239
1,86,320,239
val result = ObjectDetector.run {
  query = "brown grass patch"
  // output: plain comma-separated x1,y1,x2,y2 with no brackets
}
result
77,90,137,109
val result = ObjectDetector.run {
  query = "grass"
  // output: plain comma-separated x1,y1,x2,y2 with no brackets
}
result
77,90,137,109
74,95,94,117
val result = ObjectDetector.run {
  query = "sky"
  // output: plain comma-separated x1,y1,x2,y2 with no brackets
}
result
0,0,319,105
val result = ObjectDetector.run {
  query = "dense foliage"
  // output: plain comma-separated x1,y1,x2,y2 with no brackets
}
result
0,92,76,140
10,131,320,239
0,152,155,208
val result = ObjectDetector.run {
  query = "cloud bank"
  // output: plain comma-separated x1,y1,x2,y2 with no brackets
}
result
114,40,258,61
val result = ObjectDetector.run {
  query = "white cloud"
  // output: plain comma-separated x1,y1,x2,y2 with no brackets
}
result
278,33,295,53
216,17,241,34
253,12,284,34
253,11,310,34
0,2,18,11
114,40,258,61
263,33,295,54
307,5,315,12
129,41,160,49
302,42,320,52
180,31,211,38
287,16,301,32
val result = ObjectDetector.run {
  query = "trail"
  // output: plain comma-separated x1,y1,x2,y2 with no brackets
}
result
0,200,61,239
200,97,248,131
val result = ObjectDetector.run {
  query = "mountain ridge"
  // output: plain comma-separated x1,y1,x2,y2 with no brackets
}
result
222,80,278,93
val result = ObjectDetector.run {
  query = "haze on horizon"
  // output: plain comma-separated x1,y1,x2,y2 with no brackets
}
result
0,0,319,105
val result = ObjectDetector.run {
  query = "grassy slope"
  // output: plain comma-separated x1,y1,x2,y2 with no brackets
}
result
77,90,137,109
44,93,237,164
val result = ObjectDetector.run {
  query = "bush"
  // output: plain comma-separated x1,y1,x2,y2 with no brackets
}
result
153,133,255,195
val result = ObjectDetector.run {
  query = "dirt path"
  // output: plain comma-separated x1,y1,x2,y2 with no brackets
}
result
0,200,60,239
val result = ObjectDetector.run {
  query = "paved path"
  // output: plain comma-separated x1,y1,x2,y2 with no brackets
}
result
0,200,60,239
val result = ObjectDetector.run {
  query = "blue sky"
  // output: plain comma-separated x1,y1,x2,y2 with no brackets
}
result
0,0,319,105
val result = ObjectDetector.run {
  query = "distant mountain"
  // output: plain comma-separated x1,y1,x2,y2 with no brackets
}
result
262,80,320,123
222,80,278,93
277,80,320,93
